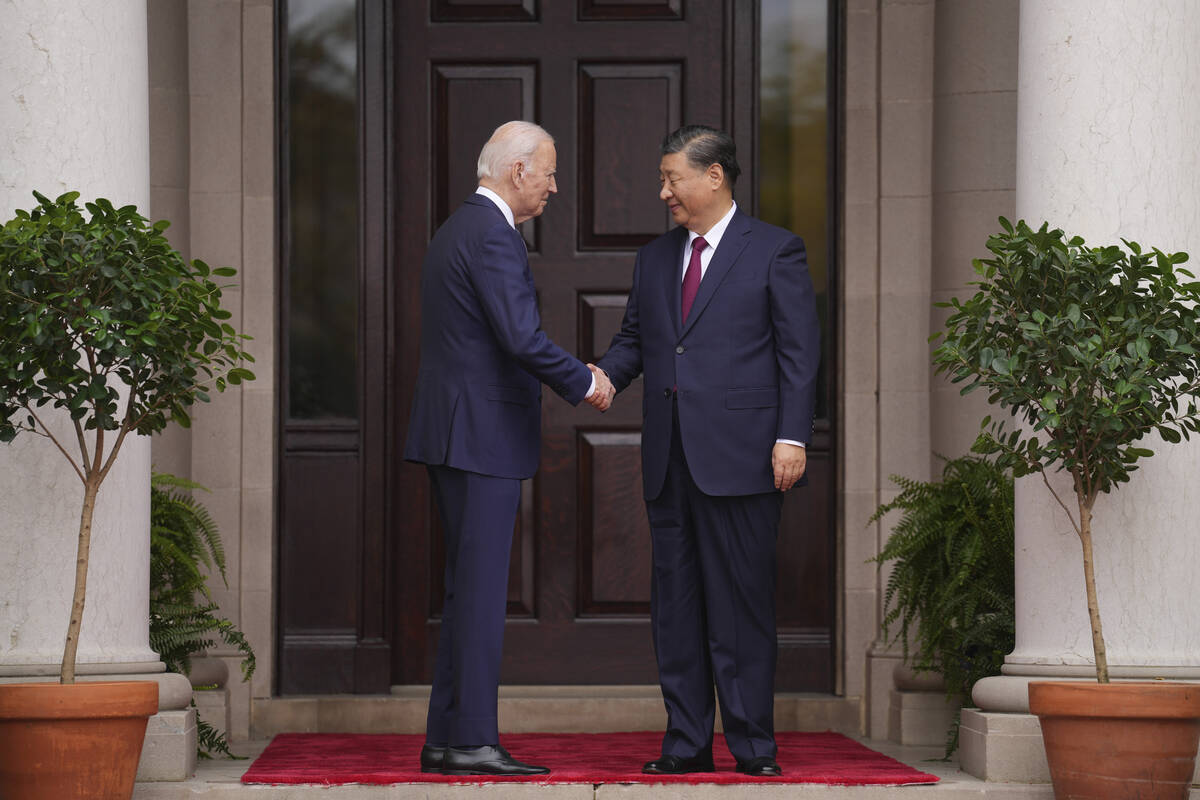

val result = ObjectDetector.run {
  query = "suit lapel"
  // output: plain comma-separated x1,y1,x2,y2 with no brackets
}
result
663,228,688,336
680,211,751,337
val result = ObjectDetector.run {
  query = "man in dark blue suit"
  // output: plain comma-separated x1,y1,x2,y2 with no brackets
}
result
404,120,614,776
596,125,820,778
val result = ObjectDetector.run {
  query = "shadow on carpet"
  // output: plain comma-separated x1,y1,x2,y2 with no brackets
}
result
241,731,940,786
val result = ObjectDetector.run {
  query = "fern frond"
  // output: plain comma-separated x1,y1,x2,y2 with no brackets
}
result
869,454,1014,757
149,472,257,760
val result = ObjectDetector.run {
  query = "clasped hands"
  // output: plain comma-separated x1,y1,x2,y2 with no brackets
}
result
585,364,616,411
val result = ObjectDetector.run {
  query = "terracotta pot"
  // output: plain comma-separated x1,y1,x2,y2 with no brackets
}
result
1029,681,1200,799
0,680,159,800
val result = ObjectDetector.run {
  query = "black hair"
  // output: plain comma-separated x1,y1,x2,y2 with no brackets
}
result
660,124,740,187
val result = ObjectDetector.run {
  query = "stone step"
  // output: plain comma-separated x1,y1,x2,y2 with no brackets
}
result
251,687,861,739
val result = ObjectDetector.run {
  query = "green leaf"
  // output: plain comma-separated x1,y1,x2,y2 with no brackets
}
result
0,190,255,463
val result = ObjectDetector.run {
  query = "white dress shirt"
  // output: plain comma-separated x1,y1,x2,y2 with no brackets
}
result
474,186,597,400
681,201,738,281
684,201,804,448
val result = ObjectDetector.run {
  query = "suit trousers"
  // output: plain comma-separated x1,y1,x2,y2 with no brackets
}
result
645,402,784,763
424,464,521,747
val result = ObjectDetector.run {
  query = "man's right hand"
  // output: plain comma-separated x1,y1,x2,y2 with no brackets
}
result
586,364,615,411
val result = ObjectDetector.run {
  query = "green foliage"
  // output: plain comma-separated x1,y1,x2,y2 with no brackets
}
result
0,190,255,445
149,472,255,759
0,189,256,683
871,456,1014,756
932,218,1200,499
931,218,1200,684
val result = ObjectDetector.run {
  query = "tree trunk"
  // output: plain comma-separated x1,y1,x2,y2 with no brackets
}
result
1077,497,1109,683
61,476,101,684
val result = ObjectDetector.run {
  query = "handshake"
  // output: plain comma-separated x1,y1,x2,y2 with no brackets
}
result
585,364,616,412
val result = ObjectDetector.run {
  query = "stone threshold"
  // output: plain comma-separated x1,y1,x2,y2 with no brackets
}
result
252,687,861,739
131,738,1072,799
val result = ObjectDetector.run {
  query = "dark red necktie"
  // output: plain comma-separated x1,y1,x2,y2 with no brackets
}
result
681,236,708,322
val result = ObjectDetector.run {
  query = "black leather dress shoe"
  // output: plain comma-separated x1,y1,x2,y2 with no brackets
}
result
736,756,782,777
642,753,716,774
442,745,550,776
420,744,446,773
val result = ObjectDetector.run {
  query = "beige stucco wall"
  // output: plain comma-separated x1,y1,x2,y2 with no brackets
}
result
846,0,1017,738
147,0,276,742
142,0,1017,741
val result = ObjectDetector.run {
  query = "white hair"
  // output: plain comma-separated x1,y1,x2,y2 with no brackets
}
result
476,121,554,181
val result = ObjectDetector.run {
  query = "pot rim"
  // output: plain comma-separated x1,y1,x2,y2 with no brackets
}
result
1029,679,1200,719
0,680,159,720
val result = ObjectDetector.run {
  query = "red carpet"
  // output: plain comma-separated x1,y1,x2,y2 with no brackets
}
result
241,731,939,785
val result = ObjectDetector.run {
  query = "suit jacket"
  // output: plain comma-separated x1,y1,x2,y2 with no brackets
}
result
403,194,592,479
597,208,820,498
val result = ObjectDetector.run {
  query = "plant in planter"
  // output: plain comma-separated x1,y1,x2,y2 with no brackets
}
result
0,191,253,799
871,454,1014,757
150,472,255,759
932,217,1200,796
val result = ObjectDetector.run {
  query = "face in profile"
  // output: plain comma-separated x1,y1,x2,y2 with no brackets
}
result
658,150,718,232
513,140,558,223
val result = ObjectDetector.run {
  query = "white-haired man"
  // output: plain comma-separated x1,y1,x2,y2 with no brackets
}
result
403,121,614,776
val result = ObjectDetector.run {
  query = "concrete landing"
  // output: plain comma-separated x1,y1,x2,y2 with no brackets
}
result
130,739,1077,800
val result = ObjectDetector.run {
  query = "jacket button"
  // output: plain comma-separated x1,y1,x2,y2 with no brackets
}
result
675,345,685,354
663,388,671,397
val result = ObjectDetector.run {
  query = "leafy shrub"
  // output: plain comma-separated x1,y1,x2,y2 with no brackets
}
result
871,455,1014,755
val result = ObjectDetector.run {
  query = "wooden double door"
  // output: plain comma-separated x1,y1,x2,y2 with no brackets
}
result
278,0,835,694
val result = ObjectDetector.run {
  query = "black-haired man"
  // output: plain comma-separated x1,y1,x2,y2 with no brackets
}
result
596,124,820,778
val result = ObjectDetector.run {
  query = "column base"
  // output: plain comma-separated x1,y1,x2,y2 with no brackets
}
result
137,708,198,781
959,708,1050,782
888,689,960,746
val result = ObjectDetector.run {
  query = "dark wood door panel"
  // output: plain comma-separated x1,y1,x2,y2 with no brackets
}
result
502,622,660,683
776,427,834,690
278,446,360,693
432,63,538,245
432,0,539,23
578,63,680,248
578,430,652,615
578,0,683,21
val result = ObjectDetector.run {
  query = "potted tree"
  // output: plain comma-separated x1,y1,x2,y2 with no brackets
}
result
0,191,253,799
933,217,1200,798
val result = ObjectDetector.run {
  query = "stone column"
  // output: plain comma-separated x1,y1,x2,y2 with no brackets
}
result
960,0,1200,781
0,0,194,780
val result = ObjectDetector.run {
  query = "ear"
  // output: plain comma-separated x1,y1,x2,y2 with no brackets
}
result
511,159,526,188
708,163,725,190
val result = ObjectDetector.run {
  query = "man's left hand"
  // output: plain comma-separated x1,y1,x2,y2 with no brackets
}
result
772,442,806,491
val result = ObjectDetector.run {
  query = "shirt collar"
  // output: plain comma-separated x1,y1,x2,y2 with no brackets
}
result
687,201,737,252
475,186,516,230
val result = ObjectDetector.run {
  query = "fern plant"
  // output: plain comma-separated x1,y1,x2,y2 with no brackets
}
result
149,472,255,759
870,455,1014,755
